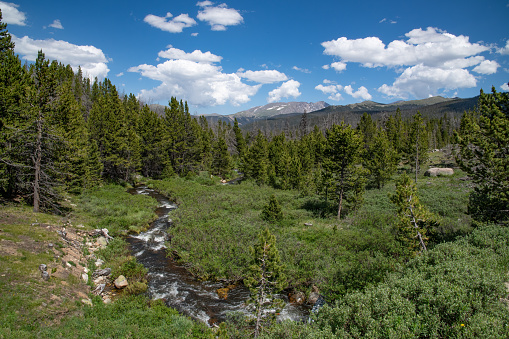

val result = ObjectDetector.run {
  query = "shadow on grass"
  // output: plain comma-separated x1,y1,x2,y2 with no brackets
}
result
300,198,336,218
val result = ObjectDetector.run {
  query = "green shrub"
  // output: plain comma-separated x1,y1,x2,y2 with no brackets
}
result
312,225,509,338
261,194,283,223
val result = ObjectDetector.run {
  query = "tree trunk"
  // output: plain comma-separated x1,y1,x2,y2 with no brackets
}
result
337,169,344,220
254,250,267,338
33,114,42,213
408,196,427,252
415,133,419,183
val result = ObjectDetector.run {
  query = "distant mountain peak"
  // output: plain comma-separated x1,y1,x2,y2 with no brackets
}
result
234,101,329,118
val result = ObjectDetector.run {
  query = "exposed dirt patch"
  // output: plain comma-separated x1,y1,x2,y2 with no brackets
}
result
0,211,28,225
0,239,21,256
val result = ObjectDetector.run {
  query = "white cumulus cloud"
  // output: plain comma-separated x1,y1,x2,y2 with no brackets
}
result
197,2,243,31
378,64,476,98
472,60,500,74
344,85,372,100
158,47,222,63
12,35,109,80
49,19,63,29
498,41,509,55
322,27,497,99
239,70,288,84
0,1,26,25
267,80,301,103
128,48,260,107
315,83,344,101
501,82,509,91
330,61,346,72
144,12,196,33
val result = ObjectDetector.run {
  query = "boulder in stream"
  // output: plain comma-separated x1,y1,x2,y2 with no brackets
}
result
289,291,306,304
217,288,229,300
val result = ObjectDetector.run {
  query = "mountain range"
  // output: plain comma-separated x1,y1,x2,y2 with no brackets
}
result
198,96,477,129
149,95,478,131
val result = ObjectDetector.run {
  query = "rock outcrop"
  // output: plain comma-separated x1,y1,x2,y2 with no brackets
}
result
424,168,454,177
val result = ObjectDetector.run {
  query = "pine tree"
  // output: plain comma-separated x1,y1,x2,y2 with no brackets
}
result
245,228,286,338
365,128,398,189
299,110,308,137
0,10,14,54
51,80,89,192
357,112,377,152
261,194,283,223
164,97,201,175
0,13,29,198
28,51,62,212
407,112,429,183
242,130,269,185
233,117,246,160
138,105,169,178
389,173,437,255
385,108,405,157
324,122,364,219
455,87,509,223
267,133,290,189
88,79,140,182
211,135,232,178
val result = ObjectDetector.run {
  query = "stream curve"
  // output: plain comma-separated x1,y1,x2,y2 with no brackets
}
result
127,185,310,326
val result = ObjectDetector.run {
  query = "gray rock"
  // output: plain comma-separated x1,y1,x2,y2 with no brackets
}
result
308,292,320,304
41,271,50,281
114,275,128,289
93,283,106,295
93,267,111,277
424,168,454,177
96,236,108,248
82,273,89,283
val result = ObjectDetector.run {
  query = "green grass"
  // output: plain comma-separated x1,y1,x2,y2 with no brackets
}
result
1,297,212,339
74,184,158,235
148,177,405,293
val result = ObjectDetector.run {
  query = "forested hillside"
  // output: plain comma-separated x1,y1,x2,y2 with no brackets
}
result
1,10,508,338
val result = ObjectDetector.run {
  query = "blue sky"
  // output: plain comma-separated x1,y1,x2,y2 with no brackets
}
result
1,0,508,115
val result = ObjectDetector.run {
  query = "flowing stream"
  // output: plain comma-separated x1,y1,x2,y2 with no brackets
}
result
127,185,310,326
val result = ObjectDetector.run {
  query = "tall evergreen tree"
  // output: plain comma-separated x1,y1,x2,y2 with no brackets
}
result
233,117,246,162
407,112,429,182
28,51,62,212
138,105,169,178
357,112,377,152
51,80,89,192
242,130,269,185
324,122,364,219
385,108,405,156
455,87,509,223
88,79,140,182
365,128,398,189
0,13,29,198
211,135,232,178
